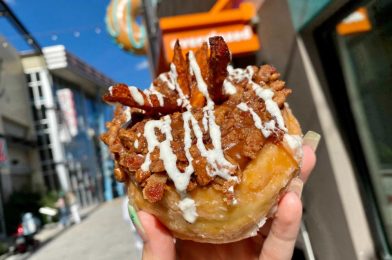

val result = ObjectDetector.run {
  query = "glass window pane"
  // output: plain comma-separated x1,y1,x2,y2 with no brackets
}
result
37,84,43,98
334,2,392,248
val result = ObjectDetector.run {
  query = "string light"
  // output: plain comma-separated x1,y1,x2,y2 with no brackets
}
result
2,25,105,44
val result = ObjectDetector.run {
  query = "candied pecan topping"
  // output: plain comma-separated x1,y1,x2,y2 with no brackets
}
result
101,37,292,203
142,174,167,203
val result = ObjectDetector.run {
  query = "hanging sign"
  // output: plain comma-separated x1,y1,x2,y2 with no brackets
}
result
336,7,372,36
160,0,260,64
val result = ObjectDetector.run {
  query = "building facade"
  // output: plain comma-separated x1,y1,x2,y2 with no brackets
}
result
257,0,390,258
0,36,44,235
21,45,124,206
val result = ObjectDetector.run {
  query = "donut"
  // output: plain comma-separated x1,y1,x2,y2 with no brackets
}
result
101,36,303,243
105,0,147,54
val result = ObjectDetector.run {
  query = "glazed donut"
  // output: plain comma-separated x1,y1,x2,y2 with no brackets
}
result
101,37,303,243
105,0,147,54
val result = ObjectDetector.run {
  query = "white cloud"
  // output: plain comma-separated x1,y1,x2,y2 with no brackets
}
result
135,60,149,71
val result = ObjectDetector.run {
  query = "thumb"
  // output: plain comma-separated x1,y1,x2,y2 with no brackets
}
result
137,211,175,260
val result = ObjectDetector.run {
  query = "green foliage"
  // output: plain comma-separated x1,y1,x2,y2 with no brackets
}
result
39,191,60,224
4,190,59,235
0,241,8,255
40,191,59,208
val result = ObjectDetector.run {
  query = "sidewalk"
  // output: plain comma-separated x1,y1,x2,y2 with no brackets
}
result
36,203,99,245
28,198,142,260
2,203,100,260
35,204,100,247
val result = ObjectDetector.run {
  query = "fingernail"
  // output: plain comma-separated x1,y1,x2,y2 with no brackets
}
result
303,131,321,152
288,178,304,198
128,204,147,241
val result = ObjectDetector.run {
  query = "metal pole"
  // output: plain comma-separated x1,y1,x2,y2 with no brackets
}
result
99,104,113,201
142,0,159,74
0,168,7,237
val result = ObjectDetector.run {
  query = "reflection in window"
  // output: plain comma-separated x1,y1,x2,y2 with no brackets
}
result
335,2,392,249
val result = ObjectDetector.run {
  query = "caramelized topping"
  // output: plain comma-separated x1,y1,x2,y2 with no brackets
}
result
208,36,231,104
101,37,297,208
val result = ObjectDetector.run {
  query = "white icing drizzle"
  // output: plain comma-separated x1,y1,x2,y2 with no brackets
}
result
158,62,235,181
237,103,274,138
158,73,176,91
159,65,190,109
140,57,242,222
109,86,113,95
182,112,195,175
284,134,303,162
256,88,287,131
243,67,288,132
149,84,165,106
135,58,302,223
122,107,132,128
227,65,234,74
128,86,144,106
234,68,303,165
178,198,198,223
223,79,237,95
134,139,139,149
188,51,236,179
188,52,210,99
143,89,153,106
141,116,192,192
124,107,132,122
202,110,209,131
227,65,248,82
182,110,236,182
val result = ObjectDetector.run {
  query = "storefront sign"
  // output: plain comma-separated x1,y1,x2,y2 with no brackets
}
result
56,88,78,141
160,0,260,63
336,7,371,36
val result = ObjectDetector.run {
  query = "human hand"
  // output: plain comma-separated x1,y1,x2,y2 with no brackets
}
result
129,131,320,260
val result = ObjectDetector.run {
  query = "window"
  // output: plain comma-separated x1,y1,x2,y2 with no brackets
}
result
315,0,392,255
28,85,34,100
334,2,392,250
26,73,31,83
37,84,43,98
35,72,40,82
40,105,47,120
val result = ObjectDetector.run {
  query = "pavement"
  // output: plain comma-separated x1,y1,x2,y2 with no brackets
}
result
2,203,99,260
31,197,142,260
1,197,315,260
4,198,143,260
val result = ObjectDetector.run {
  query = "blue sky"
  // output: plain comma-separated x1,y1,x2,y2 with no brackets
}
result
0,0,152,88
